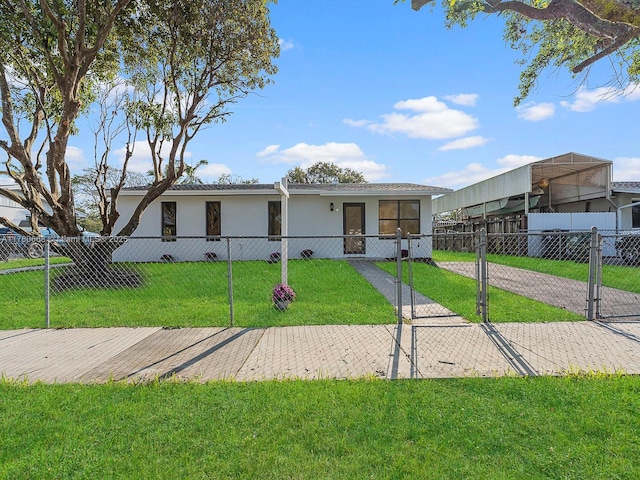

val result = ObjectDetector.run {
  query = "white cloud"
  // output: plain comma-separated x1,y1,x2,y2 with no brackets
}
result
256,142,390,181
343,118,371,127
114,141,192,174
278,38,295,52
256,144,281,157
613,157,640,182
424,154,542,189
424,162,504,189
394,97,449,112
198,163,232,181
65,146,87,171
438,136,489,151
362,96,479,140
517,102,555,121
561,85,640,112
444,93,479,107
497,154,542,169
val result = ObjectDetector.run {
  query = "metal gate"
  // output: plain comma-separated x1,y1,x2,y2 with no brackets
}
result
595,232,640,321
406,232,483,321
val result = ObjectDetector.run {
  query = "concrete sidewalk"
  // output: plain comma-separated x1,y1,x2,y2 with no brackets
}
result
2,321,640,383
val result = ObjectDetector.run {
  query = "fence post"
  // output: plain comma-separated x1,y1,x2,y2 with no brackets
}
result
226,237,234,327
586,226,598,321
595,233,603,319
407,235,415,320
43,239,50,328
396,228,403,324
477,228,488,323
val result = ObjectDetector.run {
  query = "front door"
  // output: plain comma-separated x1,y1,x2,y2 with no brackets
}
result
343,203,365,254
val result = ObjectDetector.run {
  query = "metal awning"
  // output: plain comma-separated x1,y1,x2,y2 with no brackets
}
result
434,152,612,215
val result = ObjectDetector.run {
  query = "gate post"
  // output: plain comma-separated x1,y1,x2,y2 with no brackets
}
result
595,233,603,319
476,228,488,323
44,239,50,328
396,228,403,324
226,237,234,327
407,235,415,319
586,226,598,321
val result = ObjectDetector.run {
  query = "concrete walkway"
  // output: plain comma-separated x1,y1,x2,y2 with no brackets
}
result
2,260,640,384
348,259,465,323
2,321,640,383
438,261,640,319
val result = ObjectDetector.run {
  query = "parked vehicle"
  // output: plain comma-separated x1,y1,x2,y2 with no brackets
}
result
617,232,640,265
0,226,55,259
0,226,98,260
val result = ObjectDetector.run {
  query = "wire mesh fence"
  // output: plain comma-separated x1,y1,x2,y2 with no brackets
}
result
2,229,638,330
596,233,640,320
0,233,406,329
416,229,640,323
2,228,640,382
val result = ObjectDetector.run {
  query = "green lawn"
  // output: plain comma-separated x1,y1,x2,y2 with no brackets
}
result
433,250,640,294
377,260,584,323
0,256,71,270
2,375,639,479
0,259,394,329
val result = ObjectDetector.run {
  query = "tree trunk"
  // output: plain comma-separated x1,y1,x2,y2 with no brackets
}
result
52,238,143,291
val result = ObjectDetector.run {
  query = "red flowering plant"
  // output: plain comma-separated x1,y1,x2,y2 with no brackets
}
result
272,283,296,306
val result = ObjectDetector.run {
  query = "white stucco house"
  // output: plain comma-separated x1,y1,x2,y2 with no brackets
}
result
112,181,452,262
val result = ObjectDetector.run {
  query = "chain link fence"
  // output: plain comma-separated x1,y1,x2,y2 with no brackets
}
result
417,229,640,323
3,228,638,329
1,233,408,329
2,228,640,381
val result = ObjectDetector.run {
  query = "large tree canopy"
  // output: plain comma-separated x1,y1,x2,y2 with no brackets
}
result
286,162,367,184
405,0,640,103
0,0,278,238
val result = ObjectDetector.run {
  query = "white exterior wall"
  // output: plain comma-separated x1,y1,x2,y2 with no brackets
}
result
528,212,617,257
112,192,434,262
613,193,639,231
0,183,29,225
549,193,638,231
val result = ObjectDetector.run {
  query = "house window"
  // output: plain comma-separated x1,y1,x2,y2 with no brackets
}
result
632,199,640,229
206,201,221,240
268,201,281,240
161,202,177,241
379,200,420,237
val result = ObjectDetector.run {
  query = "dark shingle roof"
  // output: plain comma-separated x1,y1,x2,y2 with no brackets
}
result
123,182,452,195
612,182,640,192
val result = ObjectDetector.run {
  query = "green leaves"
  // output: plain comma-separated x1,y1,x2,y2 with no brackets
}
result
407,0,640,103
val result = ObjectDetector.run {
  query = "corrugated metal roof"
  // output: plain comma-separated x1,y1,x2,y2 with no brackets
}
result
434,152,613,214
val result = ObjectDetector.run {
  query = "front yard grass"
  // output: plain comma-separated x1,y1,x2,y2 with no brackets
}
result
2,375,639,479
0,259,394,329
433,250,640,294
376,260,583,323
0,256,71,270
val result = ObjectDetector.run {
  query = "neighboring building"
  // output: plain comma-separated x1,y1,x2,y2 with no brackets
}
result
0,181,29,225
112,181,452,262
433,153,639,232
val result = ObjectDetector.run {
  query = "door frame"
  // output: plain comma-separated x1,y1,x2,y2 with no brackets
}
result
343,202,366,254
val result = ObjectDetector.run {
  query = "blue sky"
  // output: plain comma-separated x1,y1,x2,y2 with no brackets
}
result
5,0,639,190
